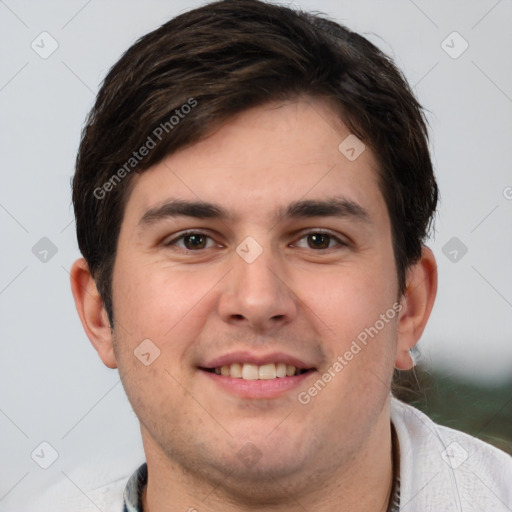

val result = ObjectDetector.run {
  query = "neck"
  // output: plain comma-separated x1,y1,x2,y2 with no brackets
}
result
140,415,396,512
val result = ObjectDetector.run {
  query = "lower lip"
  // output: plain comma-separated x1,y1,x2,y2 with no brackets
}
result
200,369,315,399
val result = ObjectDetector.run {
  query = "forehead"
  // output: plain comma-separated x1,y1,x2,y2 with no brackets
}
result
122,98,385,225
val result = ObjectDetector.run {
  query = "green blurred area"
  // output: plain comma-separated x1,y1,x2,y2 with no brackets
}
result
393,365,512,455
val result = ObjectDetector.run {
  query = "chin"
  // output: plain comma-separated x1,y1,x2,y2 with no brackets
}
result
210,456,311,505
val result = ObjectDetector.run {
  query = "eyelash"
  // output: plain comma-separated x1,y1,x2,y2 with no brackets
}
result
163,229,348,251
293,230,349,250
164,230,220,250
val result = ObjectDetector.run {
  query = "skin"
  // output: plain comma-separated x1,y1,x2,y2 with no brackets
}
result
71,97,437,511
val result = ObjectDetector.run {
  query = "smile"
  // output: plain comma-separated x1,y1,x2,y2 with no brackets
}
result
203,362,311,380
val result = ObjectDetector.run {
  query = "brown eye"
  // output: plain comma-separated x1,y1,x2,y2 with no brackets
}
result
307,233,332,249
183,234,208,250
293,231,348,251
165,232,217,251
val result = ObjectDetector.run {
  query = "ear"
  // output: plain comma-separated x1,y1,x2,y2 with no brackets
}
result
70,258,117,369
395,246,437,370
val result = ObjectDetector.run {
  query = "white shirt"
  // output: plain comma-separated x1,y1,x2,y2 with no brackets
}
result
389,397,512,511
26,397,512,511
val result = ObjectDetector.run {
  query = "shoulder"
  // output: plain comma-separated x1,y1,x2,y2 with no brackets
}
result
390,397,512,511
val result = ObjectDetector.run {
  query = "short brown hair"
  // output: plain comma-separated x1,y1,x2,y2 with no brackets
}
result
73,0,438,326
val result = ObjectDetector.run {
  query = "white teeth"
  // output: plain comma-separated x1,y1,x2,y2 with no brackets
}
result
258,363,277,380
276,363,287,378
230,363,242,378
211,362,304,380
241,363,259,380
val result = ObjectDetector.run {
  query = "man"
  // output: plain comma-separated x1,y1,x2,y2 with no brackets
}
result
70,0,512,510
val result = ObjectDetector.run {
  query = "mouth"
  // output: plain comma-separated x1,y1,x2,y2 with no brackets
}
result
200,363,314,380
198,352,318,399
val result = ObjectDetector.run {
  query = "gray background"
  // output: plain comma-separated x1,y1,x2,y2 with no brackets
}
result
1,0,511,510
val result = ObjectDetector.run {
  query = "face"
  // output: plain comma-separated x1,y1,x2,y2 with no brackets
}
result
111,98,401,492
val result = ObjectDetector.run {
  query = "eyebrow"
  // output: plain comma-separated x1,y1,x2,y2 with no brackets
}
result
138,199,227,226
279,197,370,223
137,197,371,227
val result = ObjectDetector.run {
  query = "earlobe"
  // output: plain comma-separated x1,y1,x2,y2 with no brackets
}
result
395,247,437,370
70,258,117,369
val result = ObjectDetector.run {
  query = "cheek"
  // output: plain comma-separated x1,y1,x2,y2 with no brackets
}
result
293,259,396,339
110,263,219,416
293,256,399,402
111,258,221,349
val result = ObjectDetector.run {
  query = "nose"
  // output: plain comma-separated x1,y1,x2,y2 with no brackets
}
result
217,245,298,332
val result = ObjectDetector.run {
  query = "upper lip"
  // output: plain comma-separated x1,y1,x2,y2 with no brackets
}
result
201,351,317,370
